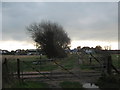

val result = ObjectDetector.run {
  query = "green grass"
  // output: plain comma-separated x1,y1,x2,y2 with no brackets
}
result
2,55,48,62
59,81,83,88
78,53,101,71
4,54,120,73
79,53,120,70
58,54,78,70
96,74,120,89
79,64,93,70
1,54,94,72
4,55,58,72
10,81,49,88
37,64,58,71
3,54,120,89
111,54,120,68
8,61,59,72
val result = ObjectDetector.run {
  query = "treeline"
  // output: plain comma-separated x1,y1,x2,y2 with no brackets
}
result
0,49,45,55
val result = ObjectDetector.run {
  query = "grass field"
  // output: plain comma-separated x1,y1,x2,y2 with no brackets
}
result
2,53,120,72
2,54,79,72
111,54,120,68
2,53,120,88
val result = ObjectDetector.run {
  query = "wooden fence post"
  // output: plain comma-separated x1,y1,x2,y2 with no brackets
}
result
4,58,8,71
107,55,112,75
17,59,20,80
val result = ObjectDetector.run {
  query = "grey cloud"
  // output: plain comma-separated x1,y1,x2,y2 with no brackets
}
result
2,2,118,42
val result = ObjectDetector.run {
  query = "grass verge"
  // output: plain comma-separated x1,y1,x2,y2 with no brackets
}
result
9,81,49,88
96,74,120,89
59,81,83,88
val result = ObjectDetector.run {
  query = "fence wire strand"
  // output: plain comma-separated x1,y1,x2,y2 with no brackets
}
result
21,60,54,81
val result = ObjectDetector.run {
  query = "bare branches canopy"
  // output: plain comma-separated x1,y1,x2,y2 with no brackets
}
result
27,20,71,58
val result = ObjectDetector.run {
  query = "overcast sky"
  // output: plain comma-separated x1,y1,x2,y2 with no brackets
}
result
1,2,119,50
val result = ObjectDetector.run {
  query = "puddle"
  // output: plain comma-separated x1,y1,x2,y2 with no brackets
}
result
83,83,99,88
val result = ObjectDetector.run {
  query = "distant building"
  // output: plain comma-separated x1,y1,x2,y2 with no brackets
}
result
15,49,27,55
27,49,39,55
85,49,93,54
81,47,95,54
70,48,78,54
1,50,10,55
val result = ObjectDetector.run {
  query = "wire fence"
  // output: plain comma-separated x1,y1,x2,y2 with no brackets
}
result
2,58,82,82
2,52,120,87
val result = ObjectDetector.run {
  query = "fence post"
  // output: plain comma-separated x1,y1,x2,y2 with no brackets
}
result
17,59,20,80
107,55,112,75
4,58,8,71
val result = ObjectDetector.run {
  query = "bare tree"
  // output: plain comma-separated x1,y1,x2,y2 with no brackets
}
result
27,20,71,58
